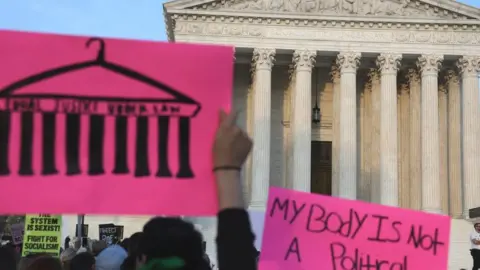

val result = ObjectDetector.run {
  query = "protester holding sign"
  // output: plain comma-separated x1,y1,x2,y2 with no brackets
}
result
135,110,256,270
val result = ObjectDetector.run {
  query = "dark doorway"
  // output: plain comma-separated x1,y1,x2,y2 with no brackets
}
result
311,141,332,195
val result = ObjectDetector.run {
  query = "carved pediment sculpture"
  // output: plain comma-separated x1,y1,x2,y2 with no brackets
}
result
190,0,474,19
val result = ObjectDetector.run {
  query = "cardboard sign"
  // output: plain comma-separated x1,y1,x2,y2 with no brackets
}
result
116,225,124,240
10,223,24,245
22,214,62,257
259,187,451,270
99,224,123,246
0,30,233,215
75,224,89,237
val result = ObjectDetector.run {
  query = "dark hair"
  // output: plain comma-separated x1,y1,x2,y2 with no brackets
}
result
26,256,63,270
70,252,95,270
475,223,480,228
138,217,210,270
120,255,136,270
18,253,50,270
128,232,143,255
120,238,130,250
0,245,17,270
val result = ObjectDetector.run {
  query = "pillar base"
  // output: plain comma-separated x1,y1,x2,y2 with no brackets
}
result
422,208,443,214
248,203,266,211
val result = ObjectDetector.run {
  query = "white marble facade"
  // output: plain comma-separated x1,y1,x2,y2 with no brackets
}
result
227,53,478,215
64,1,480,269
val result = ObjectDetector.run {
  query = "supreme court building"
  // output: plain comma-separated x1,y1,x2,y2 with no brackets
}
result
64,0,480,269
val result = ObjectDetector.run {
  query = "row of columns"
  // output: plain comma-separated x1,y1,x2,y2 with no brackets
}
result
346,54,480,216
248,48,480,217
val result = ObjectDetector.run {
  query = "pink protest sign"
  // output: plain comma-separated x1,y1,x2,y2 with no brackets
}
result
0,30,233,215
259,187,451,270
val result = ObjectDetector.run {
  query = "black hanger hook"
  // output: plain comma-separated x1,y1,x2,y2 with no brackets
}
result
86,37,105,62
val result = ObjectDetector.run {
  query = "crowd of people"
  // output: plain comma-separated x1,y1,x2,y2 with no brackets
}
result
0,110,258,270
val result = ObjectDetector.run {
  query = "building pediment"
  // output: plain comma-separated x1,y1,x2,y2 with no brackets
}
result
164,0,480,20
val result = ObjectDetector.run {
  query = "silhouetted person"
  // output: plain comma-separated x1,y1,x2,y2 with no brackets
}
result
71,252,96,270
134,110,256,270
0,245,16,270
25,256,62,270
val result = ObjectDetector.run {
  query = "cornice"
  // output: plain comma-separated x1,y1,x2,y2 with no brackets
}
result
165,0,480,19
421,0,480,19
164,0,212,10
169,9,480,25
170,11,480,33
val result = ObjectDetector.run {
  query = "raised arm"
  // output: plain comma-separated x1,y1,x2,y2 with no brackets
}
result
214,110,257,270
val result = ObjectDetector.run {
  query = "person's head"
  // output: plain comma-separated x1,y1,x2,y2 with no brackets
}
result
61,248,77,270
91,240,107,256
128,232,143,256
0,245,17,270
120,238,130,251
18,253,49,270
25,256,63,270
70,252,96,270
95,244,128,270
120,255,136,270
474,223,480,232
137,217,211,270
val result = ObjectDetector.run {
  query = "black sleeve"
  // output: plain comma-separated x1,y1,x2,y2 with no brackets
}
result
216,209,257,270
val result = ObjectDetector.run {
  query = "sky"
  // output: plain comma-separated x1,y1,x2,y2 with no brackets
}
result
0,0,168,41
0,0,478,41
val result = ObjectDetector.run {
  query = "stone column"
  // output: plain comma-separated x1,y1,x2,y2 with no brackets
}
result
369,69,381,204
445,70,462,218
398,83,410,209
377,53,402,206
359,86,365,200
407,69,422,210
417,54,443,213
438,82,449,215
291,49,316,192
457,56,480,218
336,52,361,199
360,80,372,202
245,72,255,204
283,71,294,189
331,65,341,197
249,48,275,209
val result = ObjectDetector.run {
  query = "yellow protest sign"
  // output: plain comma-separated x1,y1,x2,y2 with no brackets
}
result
22,214,62,257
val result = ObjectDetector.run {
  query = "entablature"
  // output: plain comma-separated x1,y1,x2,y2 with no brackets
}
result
171,16,480,55
164,0,480,56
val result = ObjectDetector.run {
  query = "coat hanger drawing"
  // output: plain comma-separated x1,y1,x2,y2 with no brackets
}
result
0,37,201,116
